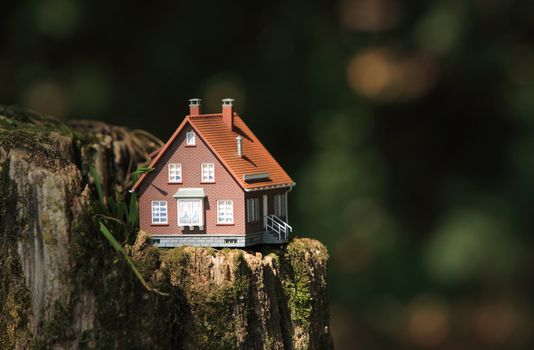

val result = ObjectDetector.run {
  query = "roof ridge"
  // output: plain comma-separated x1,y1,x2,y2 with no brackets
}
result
188,113,223,119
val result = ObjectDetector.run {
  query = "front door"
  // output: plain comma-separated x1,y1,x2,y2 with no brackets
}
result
263,195,268,229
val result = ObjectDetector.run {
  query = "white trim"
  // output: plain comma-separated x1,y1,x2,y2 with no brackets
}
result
151,200,168,224
217,200,234,224
186,131,196,145
201,163,215,182
173,188,206,198
245,183,296,192
168,163,182,183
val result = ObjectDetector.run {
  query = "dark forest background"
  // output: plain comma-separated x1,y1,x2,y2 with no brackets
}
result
2,0,534,349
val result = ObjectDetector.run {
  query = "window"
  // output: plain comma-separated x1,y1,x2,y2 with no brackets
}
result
217,200,233,224
151,201,168,224
246,198,260,223
274,194,287,217
186,131,195,145
168,163,182,183
178,199,203,227
201,163,215,182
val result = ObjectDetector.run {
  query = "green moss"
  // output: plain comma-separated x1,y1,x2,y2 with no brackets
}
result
0,105,72,136
0,106,74,169
187,252,250,349
0,108,77,347
159,248,252,349
0,160,32,347
68,205,187,349
33,301,75,349
205,247,217,256
160,246,190,284
279,239,314,330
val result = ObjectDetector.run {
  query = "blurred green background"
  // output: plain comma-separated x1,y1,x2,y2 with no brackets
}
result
2,0,534,348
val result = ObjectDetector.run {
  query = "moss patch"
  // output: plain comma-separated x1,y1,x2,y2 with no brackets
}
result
33,301,76,349
279,239,321,330
67,208,187,349
0,160,32,347
159,247,252,349
0,106,73,168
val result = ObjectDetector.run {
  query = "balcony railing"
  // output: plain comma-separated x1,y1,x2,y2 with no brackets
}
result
265,215,292,240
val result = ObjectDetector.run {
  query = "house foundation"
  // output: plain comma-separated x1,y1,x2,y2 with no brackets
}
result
151,231,288,248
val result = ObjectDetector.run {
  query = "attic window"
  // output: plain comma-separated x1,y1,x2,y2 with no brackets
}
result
186,131,195,146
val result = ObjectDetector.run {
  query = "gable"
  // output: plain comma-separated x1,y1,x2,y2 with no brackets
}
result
136,122,241,194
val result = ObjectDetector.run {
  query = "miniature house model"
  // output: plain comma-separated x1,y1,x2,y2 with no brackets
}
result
131,98,295,247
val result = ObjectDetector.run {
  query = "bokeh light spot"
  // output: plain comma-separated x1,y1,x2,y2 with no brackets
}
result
203,75,245,113
472,301,522,345
347,49,393,98
34,0,81,38
338,0,401,32
406,295,450,347
347,48,436,101
414,4,463,55
23,80,69,119
424,209,520,285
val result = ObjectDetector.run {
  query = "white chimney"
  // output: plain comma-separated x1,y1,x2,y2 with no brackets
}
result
236,135,243,157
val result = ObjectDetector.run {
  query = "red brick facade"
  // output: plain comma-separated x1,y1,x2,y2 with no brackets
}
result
139,123,248,235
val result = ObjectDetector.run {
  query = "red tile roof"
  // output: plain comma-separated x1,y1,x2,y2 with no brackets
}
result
131,113,295,192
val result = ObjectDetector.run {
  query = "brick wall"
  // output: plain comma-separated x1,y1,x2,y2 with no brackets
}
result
138,123,246,235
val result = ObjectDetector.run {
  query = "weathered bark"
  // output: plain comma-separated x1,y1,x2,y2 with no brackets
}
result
0,106,333,349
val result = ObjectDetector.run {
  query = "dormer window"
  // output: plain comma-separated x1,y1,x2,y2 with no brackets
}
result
186,131,196,146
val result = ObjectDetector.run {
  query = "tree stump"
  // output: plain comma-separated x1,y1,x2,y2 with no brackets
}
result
0,106,333,349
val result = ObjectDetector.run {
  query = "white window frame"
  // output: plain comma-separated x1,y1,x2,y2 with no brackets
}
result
217,200,234,224
151,201,168,224
274,194,287,217
201,163,215,182
177,198,203,228
168,163,182,183
246,198,260,223
186,131,196,145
